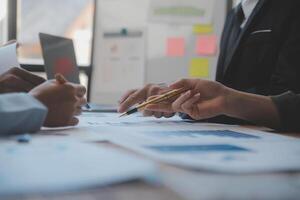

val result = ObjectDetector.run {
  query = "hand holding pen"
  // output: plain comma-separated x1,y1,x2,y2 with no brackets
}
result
29,74,87,127
55,73,91,111
119,88,186,117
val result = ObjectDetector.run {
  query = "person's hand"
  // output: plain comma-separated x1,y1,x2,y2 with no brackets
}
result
29,79,87,127
118,84,175,118
0,67,45,93
145,79,230,120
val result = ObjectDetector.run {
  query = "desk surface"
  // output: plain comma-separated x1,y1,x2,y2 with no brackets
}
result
7,125,300,200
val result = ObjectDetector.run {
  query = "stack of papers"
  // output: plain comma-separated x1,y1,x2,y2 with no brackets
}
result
78,113,300,173
0,139,157,196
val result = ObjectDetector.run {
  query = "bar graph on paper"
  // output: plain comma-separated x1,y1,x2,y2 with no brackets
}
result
143,130,260,139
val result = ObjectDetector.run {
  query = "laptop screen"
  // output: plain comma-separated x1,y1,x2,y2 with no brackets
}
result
39,33,80,83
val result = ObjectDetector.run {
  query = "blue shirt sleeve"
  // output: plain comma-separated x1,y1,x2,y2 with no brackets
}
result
0,93,48,136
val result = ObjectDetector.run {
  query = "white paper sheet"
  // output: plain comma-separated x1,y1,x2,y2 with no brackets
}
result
78,112,292,143
162,171,300,200
90,29,145,105
0,139,158,196
0,42,20,74
114,140,300,173
75,113,300,173
148,0,216,24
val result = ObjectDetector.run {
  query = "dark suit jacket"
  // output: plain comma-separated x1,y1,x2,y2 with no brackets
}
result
216,0,300,95
272,92,300,132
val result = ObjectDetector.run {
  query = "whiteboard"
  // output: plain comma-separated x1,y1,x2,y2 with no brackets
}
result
90,0,228,105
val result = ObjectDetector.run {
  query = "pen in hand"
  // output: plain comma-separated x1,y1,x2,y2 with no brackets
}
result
119,88,185,117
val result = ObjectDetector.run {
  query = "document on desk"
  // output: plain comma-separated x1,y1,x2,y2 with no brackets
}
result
77,113,300,173
78,112,292,143
0,42,20,74
163,170,300,200
113,140,300,173
0,139,158,196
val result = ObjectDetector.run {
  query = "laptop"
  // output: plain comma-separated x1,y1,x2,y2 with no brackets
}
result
39,33,117,112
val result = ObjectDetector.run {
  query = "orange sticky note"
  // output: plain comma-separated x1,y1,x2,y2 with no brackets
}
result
196,35,217,56
166,37,185,57
189,58,209,78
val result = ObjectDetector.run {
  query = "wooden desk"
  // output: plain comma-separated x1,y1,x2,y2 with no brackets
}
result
7,128,300,200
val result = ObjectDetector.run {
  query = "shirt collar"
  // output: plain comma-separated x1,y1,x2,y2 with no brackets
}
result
241,0,259,20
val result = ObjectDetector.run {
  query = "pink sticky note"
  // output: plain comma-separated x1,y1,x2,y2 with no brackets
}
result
196,35,217,56
166,37,185,57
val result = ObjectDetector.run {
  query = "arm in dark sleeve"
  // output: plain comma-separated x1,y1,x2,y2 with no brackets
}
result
0,93,48,136
271,92,300,132
270,1,300,94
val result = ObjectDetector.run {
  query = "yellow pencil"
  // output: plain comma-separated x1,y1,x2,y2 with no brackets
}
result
119,88,185,117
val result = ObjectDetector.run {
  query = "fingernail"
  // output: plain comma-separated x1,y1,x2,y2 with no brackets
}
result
195,93,201,97
185,90,191,95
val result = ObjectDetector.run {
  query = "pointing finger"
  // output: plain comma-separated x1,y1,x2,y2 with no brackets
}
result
68,117,79,126
118,89,147,113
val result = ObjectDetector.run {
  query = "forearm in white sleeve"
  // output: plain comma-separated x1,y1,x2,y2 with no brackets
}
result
0,93,48,136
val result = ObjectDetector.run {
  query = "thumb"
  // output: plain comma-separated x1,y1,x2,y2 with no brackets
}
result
68,117,79,126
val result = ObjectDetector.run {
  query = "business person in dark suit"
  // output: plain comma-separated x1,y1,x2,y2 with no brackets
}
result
216,0,300,95
118,0,300,121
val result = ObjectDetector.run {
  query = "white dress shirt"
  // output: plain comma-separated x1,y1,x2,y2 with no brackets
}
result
240,0,259,28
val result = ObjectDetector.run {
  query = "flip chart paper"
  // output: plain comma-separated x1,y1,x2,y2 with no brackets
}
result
189,58,209,78
166,37,185,57
196,35,217,56
193,24,213,34
91,30,145,105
